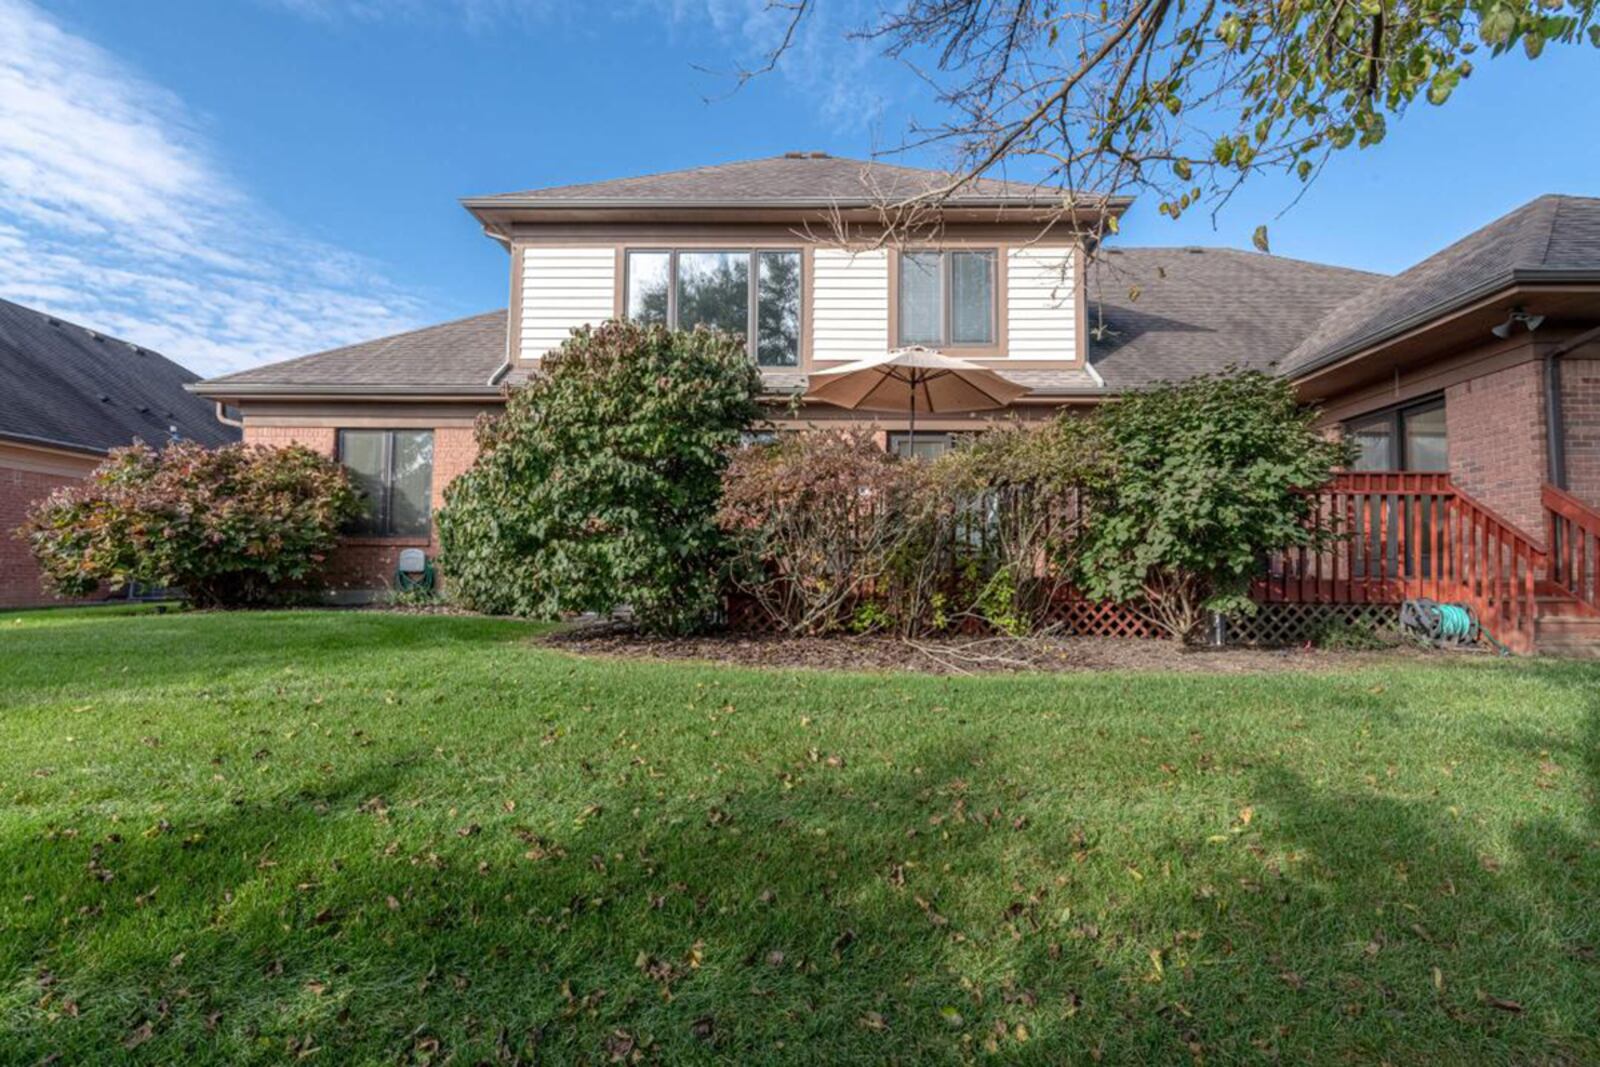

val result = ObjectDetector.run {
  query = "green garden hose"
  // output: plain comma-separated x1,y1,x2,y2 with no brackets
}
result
1399,598,1510,655
396,559,436,593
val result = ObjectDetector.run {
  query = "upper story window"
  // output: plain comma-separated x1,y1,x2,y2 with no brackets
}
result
898,250,997,348
338,429,434,537
624,249,801,367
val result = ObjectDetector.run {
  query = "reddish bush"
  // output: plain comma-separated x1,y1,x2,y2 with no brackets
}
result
717,429,916,634
21,441,360,607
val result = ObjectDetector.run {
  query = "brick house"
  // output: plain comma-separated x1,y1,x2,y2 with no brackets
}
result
190,155,1600,648
1,297,240,608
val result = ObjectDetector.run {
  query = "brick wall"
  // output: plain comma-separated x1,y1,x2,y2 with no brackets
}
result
1561,357,1600,510
242,424,479,598
1445,360,1548,534
0,463,88,608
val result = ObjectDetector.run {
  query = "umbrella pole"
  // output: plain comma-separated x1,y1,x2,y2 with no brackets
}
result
908,371,917,457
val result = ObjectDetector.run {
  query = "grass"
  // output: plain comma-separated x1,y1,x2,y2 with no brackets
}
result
2,608,1598,1064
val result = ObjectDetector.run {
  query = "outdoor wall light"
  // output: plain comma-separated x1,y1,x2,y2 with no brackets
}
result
1491,306,1546,339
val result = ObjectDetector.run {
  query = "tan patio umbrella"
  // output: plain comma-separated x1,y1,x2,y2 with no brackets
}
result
804,347,1029,454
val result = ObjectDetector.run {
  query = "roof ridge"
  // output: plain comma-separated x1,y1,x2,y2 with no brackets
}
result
1107,245,1389,276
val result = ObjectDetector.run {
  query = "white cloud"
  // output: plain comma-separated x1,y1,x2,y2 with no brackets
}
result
0,0,427,376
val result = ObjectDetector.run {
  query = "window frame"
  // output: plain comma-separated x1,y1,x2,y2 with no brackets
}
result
894,248,1000,351
335,428,436,539
1343,395,1447,471
622,248,803,368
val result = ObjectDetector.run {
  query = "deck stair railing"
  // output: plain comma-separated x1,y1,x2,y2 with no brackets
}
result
1262,472,1546,654
1543,484,1600,619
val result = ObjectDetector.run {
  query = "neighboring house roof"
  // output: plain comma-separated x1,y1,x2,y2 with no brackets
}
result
1281,194,1600,377
195,311,509,396
464,153,1125,211
1086,248,1385,390
0,297,237,454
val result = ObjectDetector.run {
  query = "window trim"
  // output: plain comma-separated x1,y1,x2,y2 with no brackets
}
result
888,247,1006,356
621,248,804,369
1343,395,1447,471
336,428,435,539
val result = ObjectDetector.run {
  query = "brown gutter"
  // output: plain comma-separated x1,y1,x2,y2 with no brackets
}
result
1287,271,1600,384
0,429,109,457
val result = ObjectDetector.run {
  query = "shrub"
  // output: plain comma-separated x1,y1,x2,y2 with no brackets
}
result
22,441,360,608
1071,369,1352,641
918,419,1101,634
718,420,1101,638
718,428,915,634
436,320,762,634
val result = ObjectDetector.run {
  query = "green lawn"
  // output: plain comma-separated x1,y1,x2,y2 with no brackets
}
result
2,609,1598,1064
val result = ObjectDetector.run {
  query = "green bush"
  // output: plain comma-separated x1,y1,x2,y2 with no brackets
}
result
22,441,360,608
1072,369,1353,641
436,320,762,634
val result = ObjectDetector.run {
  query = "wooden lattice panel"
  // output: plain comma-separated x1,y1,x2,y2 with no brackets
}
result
1041,594,1159,638
1225,602,1399,647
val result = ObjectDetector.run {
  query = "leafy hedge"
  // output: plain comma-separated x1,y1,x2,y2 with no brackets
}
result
1071,369,1352,638
22,441,360,607
437,320,762,634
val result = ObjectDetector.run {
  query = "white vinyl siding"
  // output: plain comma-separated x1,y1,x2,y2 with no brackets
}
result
519,246,616,360
812,248,889,362
1005,247,1078,360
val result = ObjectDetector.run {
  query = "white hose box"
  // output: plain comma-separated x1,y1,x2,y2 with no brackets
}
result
397,548,428,575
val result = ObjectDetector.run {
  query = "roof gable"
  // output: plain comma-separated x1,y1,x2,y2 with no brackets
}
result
0,298,238,453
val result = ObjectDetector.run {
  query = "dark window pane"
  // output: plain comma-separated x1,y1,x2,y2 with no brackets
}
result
949,251,994,344
890,432,954,461
676,251,749,338
898,252,942,346
1403,405,1448,471
389,431,434,537
339,430,387,535
1346,415,1394,471
626,252,670,325
756,251,801,367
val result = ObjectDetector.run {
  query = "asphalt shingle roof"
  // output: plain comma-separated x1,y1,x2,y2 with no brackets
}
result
1085,247,1384,389
467,154,1087,207
0,297,237,453
198,311,508,392
1280,194,1600,376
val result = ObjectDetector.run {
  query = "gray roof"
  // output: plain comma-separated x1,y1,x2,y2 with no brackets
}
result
0,297,237,454
466,153,1114,209
1085,247,1384,389
1281,194,1600,376
195,311,508,395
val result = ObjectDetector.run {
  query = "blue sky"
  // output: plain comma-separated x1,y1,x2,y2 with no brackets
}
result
2,0,1597,375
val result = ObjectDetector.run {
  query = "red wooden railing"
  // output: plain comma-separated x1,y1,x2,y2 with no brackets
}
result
1261,472,1546,653
1544,484,1600,618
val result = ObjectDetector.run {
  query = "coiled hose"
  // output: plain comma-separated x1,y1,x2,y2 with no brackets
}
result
1400,598,1509,655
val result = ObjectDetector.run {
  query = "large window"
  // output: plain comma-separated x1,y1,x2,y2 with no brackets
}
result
1345,398,1447,471
338,429,434,537
898,250,997,348
624,249,801,367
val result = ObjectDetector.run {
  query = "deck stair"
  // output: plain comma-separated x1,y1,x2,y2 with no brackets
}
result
1264,474,1600,656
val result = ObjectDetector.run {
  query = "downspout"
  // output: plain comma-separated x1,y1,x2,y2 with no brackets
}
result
1543,321,1600,490
212,400,244,430
1544,347,1567,490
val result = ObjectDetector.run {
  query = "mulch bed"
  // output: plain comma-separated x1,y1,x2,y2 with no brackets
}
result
541,623,1446,675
